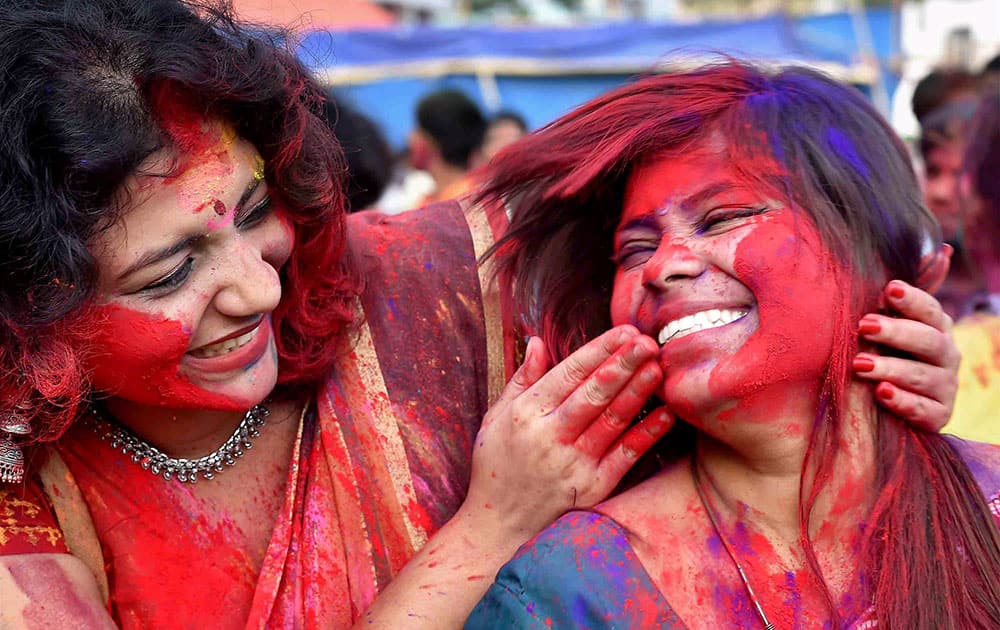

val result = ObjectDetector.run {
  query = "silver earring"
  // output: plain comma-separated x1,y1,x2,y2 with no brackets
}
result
0,403,32,484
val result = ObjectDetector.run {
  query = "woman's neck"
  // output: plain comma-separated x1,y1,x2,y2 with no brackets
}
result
101,398,257,459
694,381,880,553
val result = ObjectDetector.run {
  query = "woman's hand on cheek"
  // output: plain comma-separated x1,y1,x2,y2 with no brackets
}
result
463,326,674,538
852,280,960,431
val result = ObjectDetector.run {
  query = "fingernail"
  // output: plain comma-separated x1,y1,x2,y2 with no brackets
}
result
858,317,881,336
888,283,905,300
853,356,875,372
631,340,653,361
638,368,657,384
876,383,894,401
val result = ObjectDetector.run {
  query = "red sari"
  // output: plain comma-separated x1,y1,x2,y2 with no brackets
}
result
0,200,518,627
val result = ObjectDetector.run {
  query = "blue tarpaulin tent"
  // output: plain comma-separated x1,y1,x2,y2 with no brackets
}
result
297,9,896,149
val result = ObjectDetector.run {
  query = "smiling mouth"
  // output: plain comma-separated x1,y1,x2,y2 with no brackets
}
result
657,308,749,345
189,325,260,358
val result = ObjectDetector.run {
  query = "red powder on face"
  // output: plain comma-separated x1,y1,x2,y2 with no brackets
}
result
82,303,247,410
704,210,843,421
212,199,227,216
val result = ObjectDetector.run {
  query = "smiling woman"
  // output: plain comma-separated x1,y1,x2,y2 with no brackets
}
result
84,117,290,412
466,62,999,629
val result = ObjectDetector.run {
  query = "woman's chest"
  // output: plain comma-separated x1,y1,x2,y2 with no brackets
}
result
56,421,296,627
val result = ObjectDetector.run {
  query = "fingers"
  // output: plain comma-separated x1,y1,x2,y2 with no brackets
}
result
551,334,660,442
505,337,551,400
596,407,675,484
871,382,951,432
857,313,958,366
882,280,954,334
524,325,641,415
573,360,663,458
482,337,551,431
853,352,956,407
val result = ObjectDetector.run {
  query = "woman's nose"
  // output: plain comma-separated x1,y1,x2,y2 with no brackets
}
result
212,240,283,318
641,237,706,290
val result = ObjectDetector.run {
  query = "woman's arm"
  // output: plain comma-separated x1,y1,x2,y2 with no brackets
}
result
354,326,673,629
0,554,114,629
854,280,960,430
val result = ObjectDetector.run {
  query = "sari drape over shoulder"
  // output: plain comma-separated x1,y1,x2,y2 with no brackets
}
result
1,200,518,628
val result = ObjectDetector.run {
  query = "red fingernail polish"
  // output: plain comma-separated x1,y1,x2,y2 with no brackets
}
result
876,384,894,400
853,356,875,372
858,319,881,336
888,284,905,300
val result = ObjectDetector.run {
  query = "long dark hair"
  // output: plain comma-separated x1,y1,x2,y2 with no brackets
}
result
0,0,357,442
480,61,1000,628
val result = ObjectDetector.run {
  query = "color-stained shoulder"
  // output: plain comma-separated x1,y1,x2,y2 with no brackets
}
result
944,436,1000,520
945,437,1000,490
346,201,472,276
466,511,684,629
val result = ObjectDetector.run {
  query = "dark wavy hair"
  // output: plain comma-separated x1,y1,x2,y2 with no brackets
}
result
0,0,357,442
479,61,1000,629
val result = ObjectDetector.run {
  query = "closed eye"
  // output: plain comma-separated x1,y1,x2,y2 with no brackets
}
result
137,257,195,295
236,196,273,230
612,241,658,270
696,206,768,234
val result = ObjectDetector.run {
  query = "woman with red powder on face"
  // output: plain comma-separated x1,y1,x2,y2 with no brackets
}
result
0,3,963,629
467,63,999,629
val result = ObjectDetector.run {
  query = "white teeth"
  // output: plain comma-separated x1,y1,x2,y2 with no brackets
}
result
191,327,258,358
656,308,748,345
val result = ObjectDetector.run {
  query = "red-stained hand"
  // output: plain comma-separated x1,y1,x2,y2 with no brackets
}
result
853,279,960,431
463,325,673,537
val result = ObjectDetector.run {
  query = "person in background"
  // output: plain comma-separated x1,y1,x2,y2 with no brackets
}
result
911,68,980,126
910,67,992,318
409,88,486,204
944,93,1000,444
323,99,394,212
476,110,529,166
917,98,981,317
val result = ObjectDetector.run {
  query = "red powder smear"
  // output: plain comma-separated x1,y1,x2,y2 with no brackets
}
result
82,303,247,410
192,198,228,216
150,82,216,155
6,556,111,628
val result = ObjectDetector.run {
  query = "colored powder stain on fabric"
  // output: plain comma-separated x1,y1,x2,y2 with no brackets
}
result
570,594,592,627
387,297,400,320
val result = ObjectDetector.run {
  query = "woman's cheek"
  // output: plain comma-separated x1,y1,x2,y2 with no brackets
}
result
82,303,243,410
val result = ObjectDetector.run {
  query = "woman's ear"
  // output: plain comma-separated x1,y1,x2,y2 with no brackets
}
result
915,243,953,293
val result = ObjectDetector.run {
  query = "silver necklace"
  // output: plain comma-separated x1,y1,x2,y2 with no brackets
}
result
692,457,776,630
89,404,269,484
